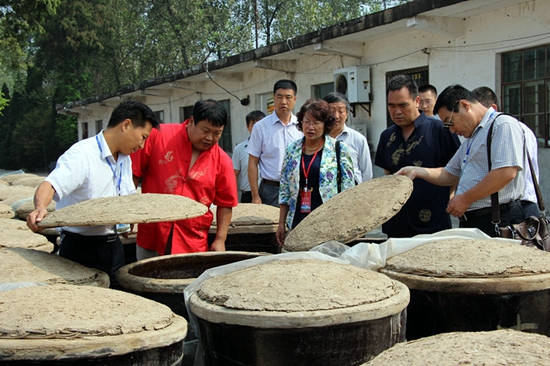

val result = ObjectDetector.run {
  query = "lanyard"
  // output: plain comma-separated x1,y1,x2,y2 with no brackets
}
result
96,134,123,196
301,146,321,187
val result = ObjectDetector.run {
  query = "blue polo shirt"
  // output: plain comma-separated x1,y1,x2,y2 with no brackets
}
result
375,113,461,237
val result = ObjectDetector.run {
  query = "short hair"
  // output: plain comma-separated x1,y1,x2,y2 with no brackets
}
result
433,84,479,115
273,79,297,96
387,75,418,98
296,99,335,135
323,92,350,112
245,110,266,126
472,86,499,110
192,99,228,127
418,84,437,96
107,100,159,129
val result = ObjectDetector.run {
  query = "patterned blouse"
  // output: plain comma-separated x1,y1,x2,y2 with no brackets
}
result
279,135,355,229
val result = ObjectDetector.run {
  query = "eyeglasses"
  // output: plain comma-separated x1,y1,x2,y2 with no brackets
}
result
443,102,460,129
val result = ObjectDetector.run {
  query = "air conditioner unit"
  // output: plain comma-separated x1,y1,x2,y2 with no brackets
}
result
333,66,371,103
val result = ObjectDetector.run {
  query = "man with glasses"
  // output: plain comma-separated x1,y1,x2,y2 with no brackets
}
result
375,75,460,238
397,84,526,237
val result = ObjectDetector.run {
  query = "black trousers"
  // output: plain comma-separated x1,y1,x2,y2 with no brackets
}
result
59,230,124,289
459,201,526,237
240,191,252,203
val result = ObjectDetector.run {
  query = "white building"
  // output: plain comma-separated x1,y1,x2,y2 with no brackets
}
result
59,0,550,206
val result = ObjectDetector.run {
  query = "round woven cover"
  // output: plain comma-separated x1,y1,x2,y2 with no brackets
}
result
0,285,187,361
191,259,409,328
0,173,41,184
211,203,279,226
364,329,550,366
1,247,109,287
384,238,550,278
284,175,412,252
15,199,56,220
198,259,400,312
0,218,53,252
11,176,45,188
0,185,35,205
0,202,14,218
37,193,207,228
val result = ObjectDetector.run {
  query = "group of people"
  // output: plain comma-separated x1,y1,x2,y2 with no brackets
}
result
26,75,542,288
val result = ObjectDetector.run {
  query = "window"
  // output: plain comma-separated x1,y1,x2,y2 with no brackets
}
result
155,110,165,123
313,82,334,99
95,120,103,134
82,122,89,140
385,67,429,127
502,45,550,148
179,106,193,123
218,100,232,154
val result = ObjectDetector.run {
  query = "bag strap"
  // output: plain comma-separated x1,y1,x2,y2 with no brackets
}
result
336,140,342,193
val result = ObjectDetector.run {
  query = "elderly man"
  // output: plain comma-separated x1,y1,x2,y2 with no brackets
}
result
375,75,460,238
323,92,372,183
397,84,527,237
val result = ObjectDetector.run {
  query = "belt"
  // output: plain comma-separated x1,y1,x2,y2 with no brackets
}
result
459,200,521,221
241,190,251,193
262,179,280,187
61,230,118,241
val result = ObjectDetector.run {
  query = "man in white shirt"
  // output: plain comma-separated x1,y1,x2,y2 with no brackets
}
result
418,84,438,117
27,100,159,288
233,110,265,203
323,92,373,183
247,80,303,206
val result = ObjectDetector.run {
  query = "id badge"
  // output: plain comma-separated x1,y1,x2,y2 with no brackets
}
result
300,188,311,213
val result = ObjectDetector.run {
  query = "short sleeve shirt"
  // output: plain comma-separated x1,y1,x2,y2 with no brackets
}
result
232,138,251,191
375,114,461,237
334,125,373,183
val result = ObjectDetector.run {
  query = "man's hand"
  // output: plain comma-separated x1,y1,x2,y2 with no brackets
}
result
446,194,472,218
27,207,48,232
252,195,262,204
210,238,226,251
395,166,418,180
276,223,286,246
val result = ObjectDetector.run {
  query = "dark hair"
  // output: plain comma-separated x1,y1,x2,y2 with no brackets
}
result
323,92,350,112
418,84,437,96
433,84,479,115
107,100,159,129
273,79,297,95
192,99,228,127
387,75,418,98
296,99,335,135
472,86,499,110
245,110,266,126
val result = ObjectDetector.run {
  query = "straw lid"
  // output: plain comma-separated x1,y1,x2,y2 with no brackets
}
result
381,238,550,293
284,175,412,251
37,193,207,228
0,285,187,360
210,203,279,234
190,259,409,328
1,247,109,287
364,330,550,365
0,218,53,252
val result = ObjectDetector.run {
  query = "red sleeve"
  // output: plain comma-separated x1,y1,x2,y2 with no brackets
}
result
213,149,239,208
132,126,158,178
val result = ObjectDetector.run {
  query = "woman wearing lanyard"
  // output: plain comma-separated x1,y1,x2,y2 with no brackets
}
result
276,99,355,246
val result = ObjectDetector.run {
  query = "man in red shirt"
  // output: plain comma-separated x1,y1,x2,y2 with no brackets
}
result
132,99,238,258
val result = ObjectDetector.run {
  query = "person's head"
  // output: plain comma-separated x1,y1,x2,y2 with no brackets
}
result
386,75,420,128
323,92,350,137
418,84,438,117
433,84,486,138
472,86,499,111
187,99,227,151
296,99,335,142
245,110,266,134
107,100,159,155
273,79,297,118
